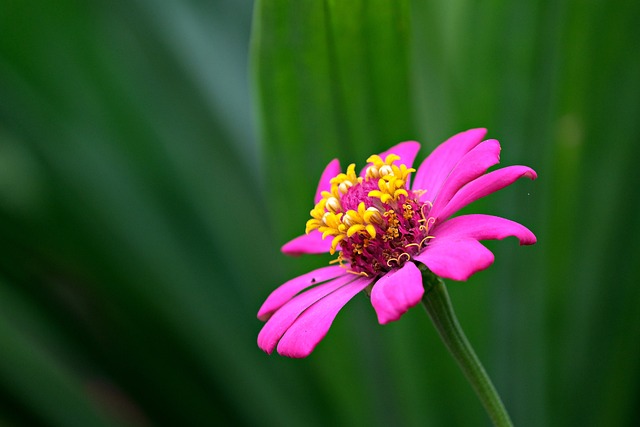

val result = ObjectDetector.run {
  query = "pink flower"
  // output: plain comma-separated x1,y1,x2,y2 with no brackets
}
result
258,129,536,357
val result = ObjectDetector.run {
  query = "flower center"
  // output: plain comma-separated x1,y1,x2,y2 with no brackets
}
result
306,153,434,277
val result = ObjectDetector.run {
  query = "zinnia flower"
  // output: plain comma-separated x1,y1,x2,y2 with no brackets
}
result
258,128,536,357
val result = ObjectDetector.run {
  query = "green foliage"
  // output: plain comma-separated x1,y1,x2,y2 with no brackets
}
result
0,0,639,426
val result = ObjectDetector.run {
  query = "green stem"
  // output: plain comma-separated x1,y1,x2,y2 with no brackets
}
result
420,267,513,427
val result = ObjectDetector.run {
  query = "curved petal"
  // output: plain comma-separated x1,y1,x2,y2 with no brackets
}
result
282,231,332,256
430,139,501,213
370,262,424,324
431,165,537,222
257,265,346,321
432,214,536,245
257,273,354,354
412,128,487,201
378,141,421,169
413,239,494,281
360,141,421,177
276,276,374,358
315,159,342,203
414,213,536,281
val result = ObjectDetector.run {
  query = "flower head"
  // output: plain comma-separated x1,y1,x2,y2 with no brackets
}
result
258,129,537,358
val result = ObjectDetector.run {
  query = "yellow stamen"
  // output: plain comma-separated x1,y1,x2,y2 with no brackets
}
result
365,224,377,238
306,151,418,256
347,224,366,237
330,235,345,254
346,269,369,277
364,207,383,225
386,252,411,267
330,163,360,195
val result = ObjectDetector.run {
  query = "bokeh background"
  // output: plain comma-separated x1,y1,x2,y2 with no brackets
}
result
1,0,639,425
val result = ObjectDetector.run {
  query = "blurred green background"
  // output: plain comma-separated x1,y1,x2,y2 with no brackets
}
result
1,0,639,426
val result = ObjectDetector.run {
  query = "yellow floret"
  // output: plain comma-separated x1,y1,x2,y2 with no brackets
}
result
306,152,415,255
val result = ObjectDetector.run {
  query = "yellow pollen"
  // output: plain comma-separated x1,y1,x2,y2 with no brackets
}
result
366,156,414,203
305,152,415,254
403,203,414,219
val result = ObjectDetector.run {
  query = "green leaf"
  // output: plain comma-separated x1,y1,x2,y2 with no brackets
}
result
252,0,418,242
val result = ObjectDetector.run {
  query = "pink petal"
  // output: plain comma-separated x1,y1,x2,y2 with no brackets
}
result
257,265,346,321
370,262,424,324
378,141,421,169
414,214,536,281
432,214,536,245
360,141,421,177
257,273,354,354
413,239,495,281
430,139,501,213
276,276,374,358
430,165,538,222
412,128,487,200
281,231,332,256
315,159,341,203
